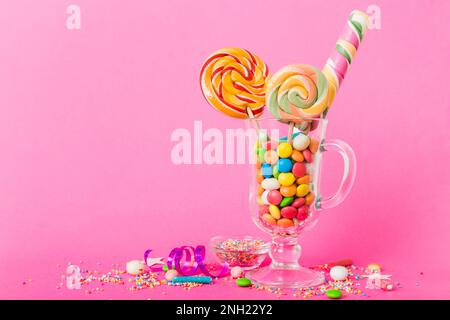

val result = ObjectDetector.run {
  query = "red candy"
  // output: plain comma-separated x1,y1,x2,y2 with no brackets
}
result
292,162,306,177
302,149,313,163
259,205,269,215
297,205,309,220
267,190,282,205
292,197,306,208
281,206,297,219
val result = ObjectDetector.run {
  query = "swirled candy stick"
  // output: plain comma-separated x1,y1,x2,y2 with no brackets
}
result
266,64,329,140
322,10,370,115
200,47,270,139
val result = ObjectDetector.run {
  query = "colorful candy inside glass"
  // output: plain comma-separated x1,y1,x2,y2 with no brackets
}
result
255,128,320,230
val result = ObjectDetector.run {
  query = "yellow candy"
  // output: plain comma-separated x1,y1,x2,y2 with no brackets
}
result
296,184,310,197
277,142,293,158
269,205,281,219
278,173,295,186
257,196,264,205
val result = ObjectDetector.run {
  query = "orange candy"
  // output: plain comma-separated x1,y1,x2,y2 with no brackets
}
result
277,218,294,228
262,214,277,225
305,192,315,205
280,184,297,197
256,160,262,169
296,175,310,184
291,149,304,162
309,138,320,154
257,185,265,196
257,170,264,183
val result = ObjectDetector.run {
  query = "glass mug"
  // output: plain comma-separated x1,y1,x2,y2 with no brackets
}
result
246,117,356,288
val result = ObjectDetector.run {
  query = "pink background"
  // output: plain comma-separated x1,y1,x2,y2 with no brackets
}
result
1,0,449,299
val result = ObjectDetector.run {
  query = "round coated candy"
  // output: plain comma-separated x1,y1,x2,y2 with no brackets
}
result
236,278,252,287
293,133,310,151
292,162,306,178
277,142,293,158
273,165,280,179
261,163,273,178
296,184,310,197
261,213,276,225
165,269,179,281
277,218,294,228
281,206,297,219
277,158,293,173
258,205,269,215
305,192,315,205
264,150,279,165
326,289,342,299
261,190,270,205
267,190,282,205
280,184,297,197
329,266,348,281
297,205,309,220
257,148,265,162
261,178,280,190
302,149,313,163
279,196,294,207
269,204,281,219
231,267,244,279
292,197,306,208
257,185,264,196
291,150,304,162
278,173,296,186
309,138,320,154
296,175,310,184
256,170,264,183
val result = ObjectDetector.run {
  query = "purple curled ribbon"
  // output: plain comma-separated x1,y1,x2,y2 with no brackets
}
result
144,246,228,277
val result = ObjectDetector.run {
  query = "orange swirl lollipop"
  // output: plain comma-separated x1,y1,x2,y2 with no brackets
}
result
200,48,270,119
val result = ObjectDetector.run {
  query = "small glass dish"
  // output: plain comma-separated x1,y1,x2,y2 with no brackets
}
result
209,236,269,270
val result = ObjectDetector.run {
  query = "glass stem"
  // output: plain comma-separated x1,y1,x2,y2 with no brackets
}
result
269,235,301,270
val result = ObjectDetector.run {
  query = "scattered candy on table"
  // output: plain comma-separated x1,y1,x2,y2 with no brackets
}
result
126,260,146,275
236,278,252,287
165,269,179,281
230,266,244,279
329,266,349,281
326,289,343,299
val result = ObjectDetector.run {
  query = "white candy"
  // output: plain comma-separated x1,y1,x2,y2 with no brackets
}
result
293,133,310,151
261,190,270,205
330,266,348,281
230,266,244,279
261,178,280,190
165,269,179,281
126,260,146,275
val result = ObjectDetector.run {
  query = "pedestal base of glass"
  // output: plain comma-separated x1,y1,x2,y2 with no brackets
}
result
246,265,324,288
246,236,325,288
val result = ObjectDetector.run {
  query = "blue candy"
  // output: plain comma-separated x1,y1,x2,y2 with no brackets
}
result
277,158,293,173
261,163,273,178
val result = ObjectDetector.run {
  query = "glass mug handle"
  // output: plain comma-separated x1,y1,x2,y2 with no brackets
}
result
316,139,357,210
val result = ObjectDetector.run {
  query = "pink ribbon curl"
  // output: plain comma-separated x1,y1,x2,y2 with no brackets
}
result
144,245,228,277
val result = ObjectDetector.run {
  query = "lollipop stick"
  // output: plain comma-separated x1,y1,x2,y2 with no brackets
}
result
246,108,261,133
287,121,295,144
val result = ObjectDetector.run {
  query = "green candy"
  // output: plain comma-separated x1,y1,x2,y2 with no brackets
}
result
162,265,169,272
273,166,280,179
280,197,294,207
257,148,265,162
236,278,252,287
326,289,342,299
